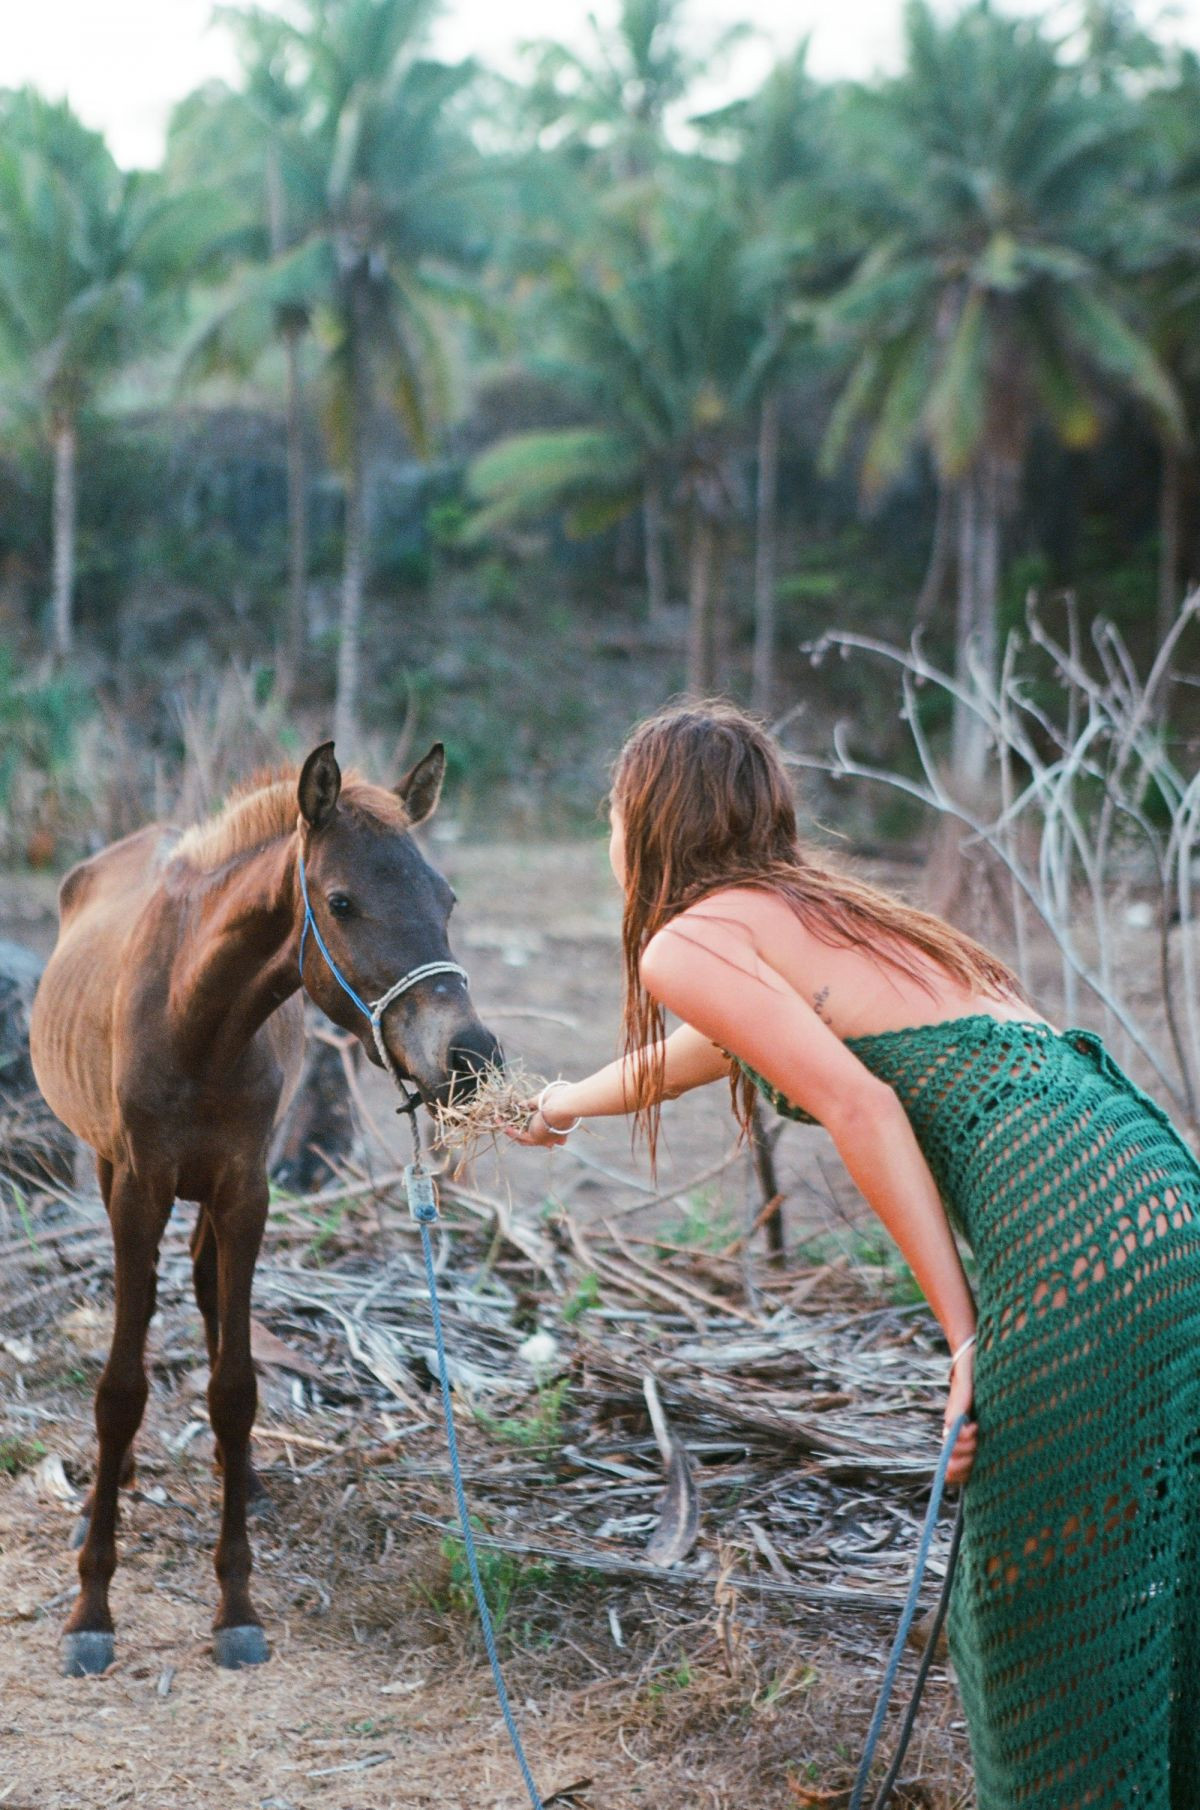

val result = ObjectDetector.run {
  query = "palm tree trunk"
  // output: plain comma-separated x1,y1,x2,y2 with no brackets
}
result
1158,437,1182,647
335,432,366,755
281,323,309,695
643,480,668,623
51,414,77,660
751,390,780,717
686,510,716,695
977,455,1001,681
952,472,988,792
334,283,370,756
951,458,1002,794
915,476,953,627
266,145,310,701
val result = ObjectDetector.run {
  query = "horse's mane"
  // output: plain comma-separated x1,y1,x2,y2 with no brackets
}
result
173,767,410,872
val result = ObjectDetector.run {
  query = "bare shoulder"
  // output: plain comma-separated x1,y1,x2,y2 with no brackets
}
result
647,886,817,960
642,887,821,991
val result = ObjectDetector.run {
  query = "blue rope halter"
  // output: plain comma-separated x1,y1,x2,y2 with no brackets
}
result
296,849,469,1086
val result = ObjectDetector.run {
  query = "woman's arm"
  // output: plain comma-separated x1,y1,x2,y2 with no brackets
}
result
507,1022,730,1145
641,911,978,1480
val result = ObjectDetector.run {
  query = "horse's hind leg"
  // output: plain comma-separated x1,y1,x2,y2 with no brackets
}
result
205,1176,271,1668
191,1211,267,1510
63,1164,172,1677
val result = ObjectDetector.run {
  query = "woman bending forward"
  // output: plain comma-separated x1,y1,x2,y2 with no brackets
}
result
512,701,1200,1810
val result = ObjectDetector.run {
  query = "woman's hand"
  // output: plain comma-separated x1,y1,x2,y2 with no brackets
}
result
944,1343,977,1487
506,1101,570,1147
505,1082,580,1148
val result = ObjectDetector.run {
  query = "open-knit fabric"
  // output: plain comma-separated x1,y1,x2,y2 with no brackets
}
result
739,1015,1200,1810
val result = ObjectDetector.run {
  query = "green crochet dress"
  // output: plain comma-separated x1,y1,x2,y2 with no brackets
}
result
740,1015,1200,1810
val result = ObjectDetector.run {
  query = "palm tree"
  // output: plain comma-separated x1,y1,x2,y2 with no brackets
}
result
513,0,747,631
822,1,1183,787
467,192,788,693
1139,52,1200,639
523,0,741,186
202,0,486,751
169,13,319,695
698,47,847,713
0,91,212,658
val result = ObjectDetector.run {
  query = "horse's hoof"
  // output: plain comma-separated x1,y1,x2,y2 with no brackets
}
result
213,1624,270,1669
62,1631,115,1677
69,1514,90,1552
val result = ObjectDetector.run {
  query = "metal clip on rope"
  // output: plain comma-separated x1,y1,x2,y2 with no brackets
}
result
405,1158,547,1810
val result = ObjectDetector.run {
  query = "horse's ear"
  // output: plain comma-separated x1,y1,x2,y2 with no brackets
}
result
396,742,445,827
298,742,342,830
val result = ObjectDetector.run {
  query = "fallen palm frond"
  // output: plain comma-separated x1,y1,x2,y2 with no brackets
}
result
2,1169,955,1612
1,1165,971,1807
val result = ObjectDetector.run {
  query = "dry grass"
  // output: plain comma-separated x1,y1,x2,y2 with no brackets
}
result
430,1059,546,1157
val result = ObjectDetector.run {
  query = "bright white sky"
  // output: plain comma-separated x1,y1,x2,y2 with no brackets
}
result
4,0,1200,169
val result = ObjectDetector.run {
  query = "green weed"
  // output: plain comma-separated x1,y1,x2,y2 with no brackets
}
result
796,1225,927,1307
664,1187,736,1254
439,1521,554,1637
0,1436,47,1476
473,1377,570,1452
5,1185,37,1250
647,1660,694,1702
562,1272,600,1324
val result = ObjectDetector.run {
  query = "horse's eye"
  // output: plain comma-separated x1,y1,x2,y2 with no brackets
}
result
327,893,354,919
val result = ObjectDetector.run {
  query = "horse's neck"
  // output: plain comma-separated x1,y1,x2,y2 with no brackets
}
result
170,834,302,1069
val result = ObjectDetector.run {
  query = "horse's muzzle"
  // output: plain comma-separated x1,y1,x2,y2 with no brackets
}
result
447,1024,504,1094
381,1004,502,1105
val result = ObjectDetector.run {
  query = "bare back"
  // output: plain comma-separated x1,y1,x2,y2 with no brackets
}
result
686,887,1049,1041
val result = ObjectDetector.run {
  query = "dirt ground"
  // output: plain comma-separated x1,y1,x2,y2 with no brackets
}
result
0,837,982,1810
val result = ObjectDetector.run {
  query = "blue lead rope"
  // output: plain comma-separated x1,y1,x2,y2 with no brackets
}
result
848,1412,967,1810
407,1163,547,1810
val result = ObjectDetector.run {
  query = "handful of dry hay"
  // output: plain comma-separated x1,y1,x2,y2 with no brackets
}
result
431,1059,548,1154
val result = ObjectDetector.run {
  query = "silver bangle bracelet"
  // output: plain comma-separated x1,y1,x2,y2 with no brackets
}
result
949,1333,977,1374
536,1081,582,1135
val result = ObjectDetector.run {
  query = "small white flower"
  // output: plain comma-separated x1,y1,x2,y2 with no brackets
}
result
518,1332,559,1371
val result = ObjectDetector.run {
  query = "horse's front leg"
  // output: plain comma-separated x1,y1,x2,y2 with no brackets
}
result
69,1157,146,1551
63,1165,172,1677
205,1174,271,1668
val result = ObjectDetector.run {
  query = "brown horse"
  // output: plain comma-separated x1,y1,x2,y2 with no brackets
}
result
30,741,499,1676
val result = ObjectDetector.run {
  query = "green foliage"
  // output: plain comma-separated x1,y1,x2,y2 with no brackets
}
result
438,1518,555,1637
795,1222,928,1307
0,91,216,423
0,0,1195,820
562,1272,601,1324
473,1377,570,1451
821,0,1183,495
663,1188,736,1253
0,1436,47,1476
646,1659,695,1701
0,643,96,859
181,0,491,461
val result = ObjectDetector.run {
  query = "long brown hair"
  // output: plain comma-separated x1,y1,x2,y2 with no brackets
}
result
613,700,1027,1160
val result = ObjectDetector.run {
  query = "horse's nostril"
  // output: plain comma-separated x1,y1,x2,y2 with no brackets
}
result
449,1032,503,1088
